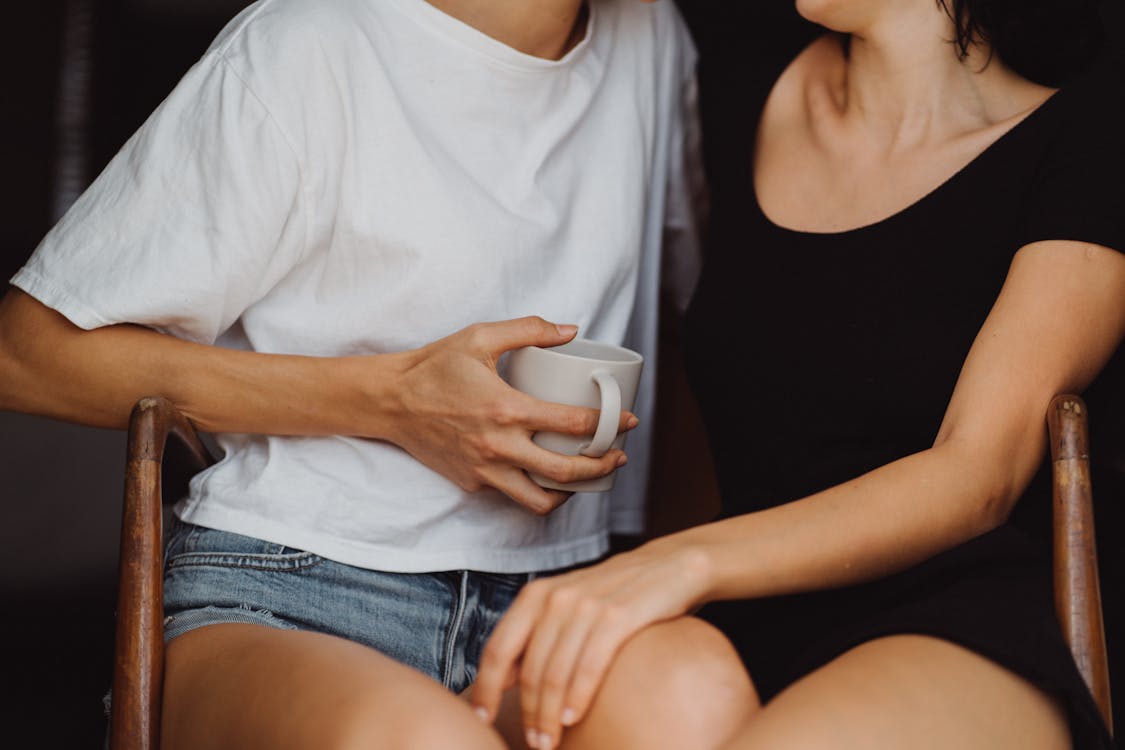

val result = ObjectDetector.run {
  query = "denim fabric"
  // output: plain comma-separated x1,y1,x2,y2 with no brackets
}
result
163,519,531,692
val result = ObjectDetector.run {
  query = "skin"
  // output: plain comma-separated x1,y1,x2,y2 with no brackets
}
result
472,3,1125,749
1,2,743,749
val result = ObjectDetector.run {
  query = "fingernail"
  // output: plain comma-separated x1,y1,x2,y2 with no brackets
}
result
616,454,628,468
556,324,578,337
474,706,489,723
526,728,540,748
626,415,639,429
561,708,578,726
539,732,554,750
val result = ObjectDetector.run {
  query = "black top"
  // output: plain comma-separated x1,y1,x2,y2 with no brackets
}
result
679,7,1124,748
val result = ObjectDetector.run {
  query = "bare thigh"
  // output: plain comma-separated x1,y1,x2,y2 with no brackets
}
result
162,623,506,750
721,634,1071,750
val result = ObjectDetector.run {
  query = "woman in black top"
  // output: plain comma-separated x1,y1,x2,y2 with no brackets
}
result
472,2,1124,749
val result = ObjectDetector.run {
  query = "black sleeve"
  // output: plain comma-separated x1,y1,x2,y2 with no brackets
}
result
1017,61,1125,253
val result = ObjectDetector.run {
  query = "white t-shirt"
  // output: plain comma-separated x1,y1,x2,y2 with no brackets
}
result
13,0,702,573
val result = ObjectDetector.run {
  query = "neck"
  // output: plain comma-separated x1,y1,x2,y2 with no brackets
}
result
837,7,1028,147
424,0,589,60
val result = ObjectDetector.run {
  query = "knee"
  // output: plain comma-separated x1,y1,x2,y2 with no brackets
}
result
584,617,758,747
624,617,758,714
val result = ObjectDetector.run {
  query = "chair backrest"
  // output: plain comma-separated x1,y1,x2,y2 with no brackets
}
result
108,395,1114,748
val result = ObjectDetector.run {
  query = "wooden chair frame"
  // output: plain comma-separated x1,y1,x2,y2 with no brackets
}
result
110,398,213,750
106,395,1114,749
1049,395,1113,734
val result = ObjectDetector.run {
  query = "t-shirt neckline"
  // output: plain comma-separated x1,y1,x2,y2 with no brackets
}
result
751,36,1067,239
388,0,597,72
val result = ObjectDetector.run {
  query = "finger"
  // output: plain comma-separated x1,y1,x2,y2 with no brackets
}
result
558,610,636,730
474,581,552,723
519,395,639,437
534,603,601,750
516,592,572,747
469,317,579,358
505,441,627,488
479,466,571,515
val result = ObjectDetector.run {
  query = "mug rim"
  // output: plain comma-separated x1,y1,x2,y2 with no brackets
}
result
524,337,643,366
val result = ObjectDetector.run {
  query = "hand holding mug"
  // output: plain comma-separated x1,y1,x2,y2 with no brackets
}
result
508,338,644,492
382,318,637,514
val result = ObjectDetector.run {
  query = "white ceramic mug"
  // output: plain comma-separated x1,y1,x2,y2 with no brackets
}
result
507,338,644,492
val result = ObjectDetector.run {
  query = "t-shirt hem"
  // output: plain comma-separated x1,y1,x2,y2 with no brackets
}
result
10,267,115,331
174,501,610,574
609,510,645,536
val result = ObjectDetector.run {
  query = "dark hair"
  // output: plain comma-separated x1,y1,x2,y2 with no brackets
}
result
937,0,1105,86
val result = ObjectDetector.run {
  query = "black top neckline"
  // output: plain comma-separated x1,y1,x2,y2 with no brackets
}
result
750,38,1068,239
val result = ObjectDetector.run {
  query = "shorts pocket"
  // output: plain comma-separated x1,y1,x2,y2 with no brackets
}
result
166,523,324,572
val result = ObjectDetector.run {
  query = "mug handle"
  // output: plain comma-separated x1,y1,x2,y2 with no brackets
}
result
579,370,621,458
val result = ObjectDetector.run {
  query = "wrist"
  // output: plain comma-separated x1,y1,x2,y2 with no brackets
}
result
339,349,419,442
645,535,717,610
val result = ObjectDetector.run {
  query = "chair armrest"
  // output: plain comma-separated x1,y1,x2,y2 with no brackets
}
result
1048,394,1113,736
110,397,214,750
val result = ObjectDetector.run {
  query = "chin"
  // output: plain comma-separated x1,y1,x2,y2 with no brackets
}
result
795,0,868,33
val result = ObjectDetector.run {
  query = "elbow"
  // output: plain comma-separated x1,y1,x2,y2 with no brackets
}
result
0,288,74,415
975,442,1047,534
0,291,25,412
975,477,1019,534
936,437,1028,538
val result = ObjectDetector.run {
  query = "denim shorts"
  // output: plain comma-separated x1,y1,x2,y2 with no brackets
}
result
163,519,536,693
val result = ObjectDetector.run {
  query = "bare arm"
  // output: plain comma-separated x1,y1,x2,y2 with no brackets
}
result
0,288,634,512
0,287,391,434
472,239,1125,745
682,240,1125,600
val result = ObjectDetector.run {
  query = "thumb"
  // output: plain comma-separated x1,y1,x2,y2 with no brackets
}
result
474,316,578,356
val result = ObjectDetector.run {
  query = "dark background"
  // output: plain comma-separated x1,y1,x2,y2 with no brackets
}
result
1,1,255,745
1,1,1122,747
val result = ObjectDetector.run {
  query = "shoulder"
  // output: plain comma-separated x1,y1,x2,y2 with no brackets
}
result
1032,61,1125,185
1019,51,1124,152
206,0,375,82
608,0,693,39
757,34,838,146
776,34,841,111
1016,63,1125,254
600,0,698,73
194,0,382,142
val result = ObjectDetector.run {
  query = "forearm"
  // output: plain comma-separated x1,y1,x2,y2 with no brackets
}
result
1,289,629,510
651,243,1125,608
654,438,1037,606
0,289,408,436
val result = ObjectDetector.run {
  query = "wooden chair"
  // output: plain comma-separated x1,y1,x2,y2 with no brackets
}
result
106,395,1114,749
109,398,214,750
1049,394,1114,735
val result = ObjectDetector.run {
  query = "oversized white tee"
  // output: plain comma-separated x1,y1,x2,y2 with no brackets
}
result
14,0,702,573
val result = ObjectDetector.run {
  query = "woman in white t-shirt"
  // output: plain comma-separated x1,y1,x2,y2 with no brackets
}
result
0,0,755,748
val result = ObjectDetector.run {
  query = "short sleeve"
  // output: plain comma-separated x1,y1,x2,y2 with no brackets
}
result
1017,62,1125,255
11,50,308,344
